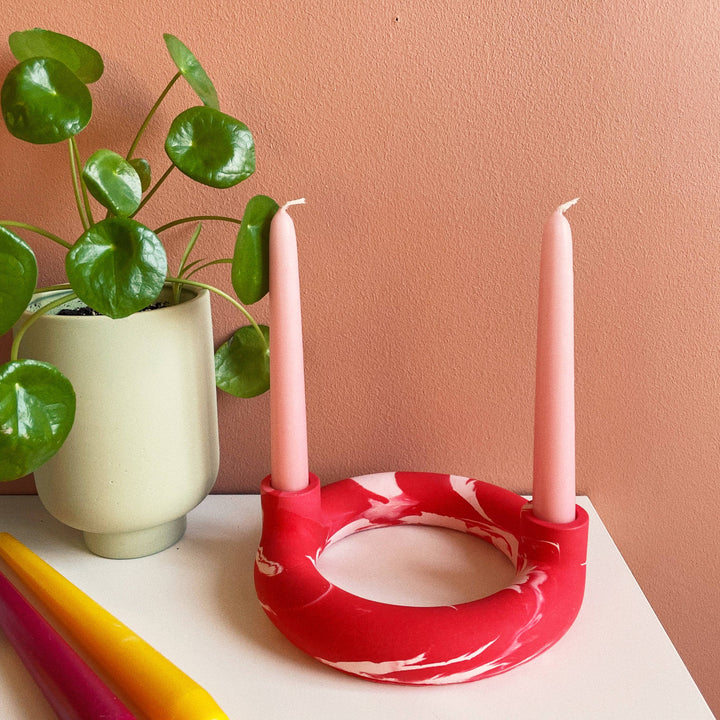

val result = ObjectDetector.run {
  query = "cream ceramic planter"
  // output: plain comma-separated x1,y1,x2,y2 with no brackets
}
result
16,286,220,558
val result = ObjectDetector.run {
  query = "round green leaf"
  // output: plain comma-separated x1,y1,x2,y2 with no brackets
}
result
231,195,279,305
215,325,270,398
129,158,152,192
82,149,142,217
163,34,219,110
9,28,104,84
0,359,76,481
66,218,167,319
165,106,255,189
0,226,37,335
1,58,92,144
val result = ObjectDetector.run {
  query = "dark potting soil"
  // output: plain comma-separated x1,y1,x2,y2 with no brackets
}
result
56,302,170,317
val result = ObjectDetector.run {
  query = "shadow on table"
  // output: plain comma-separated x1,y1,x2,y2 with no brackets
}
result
194,504,334,678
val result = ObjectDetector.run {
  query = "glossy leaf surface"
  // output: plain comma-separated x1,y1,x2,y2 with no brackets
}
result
9,28,104,84
215,324,270,398
1,58,92,144
66,218,167,319
83,149,142,216
163,34,219,109
0,227,37,335
231,195,278,304
165,106,255,188
130,158,152,192
0,360,75,481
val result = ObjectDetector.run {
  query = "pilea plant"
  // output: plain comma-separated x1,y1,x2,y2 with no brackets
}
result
0,28,277,482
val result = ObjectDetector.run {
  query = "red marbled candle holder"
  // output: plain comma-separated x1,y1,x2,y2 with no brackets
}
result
255,471,588,685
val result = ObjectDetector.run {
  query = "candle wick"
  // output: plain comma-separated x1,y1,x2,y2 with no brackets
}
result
557,197,580,214
281,198,307,211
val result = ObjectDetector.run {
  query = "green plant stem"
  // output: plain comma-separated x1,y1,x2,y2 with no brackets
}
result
184,258,232,279
174,224,203,304
177,257,207,275
11,291,77,362
0,222,72,250
154,216,242,234
126,71,182,161
36,283,72,293
134,164,174,215
70,137,94,226
68,139,89,230
165,275,268,351
177,223,203,278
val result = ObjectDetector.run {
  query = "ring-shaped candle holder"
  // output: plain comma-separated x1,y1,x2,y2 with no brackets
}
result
255,471,589,685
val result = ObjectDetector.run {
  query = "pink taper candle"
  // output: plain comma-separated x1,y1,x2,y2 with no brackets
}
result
0,569,137,720
0,533,229,720
532,199,579,524
270,199,310,492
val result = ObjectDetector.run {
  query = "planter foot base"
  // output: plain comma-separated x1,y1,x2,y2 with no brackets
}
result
82,516,188,559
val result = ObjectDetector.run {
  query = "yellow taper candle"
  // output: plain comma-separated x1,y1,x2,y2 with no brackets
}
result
0,533,229,720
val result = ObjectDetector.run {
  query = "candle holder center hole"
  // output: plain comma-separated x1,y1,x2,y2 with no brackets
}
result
316,524,517,607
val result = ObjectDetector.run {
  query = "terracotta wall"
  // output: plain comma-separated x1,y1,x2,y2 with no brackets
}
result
1,0,718,712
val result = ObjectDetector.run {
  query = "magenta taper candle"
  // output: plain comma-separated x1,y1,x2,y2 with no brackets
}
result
0,569,137,720
532,199,579,524
269,199,310,492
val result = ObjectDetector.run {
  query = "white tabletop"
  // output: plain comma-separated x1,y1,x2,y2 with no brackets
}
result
0,495,713,720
